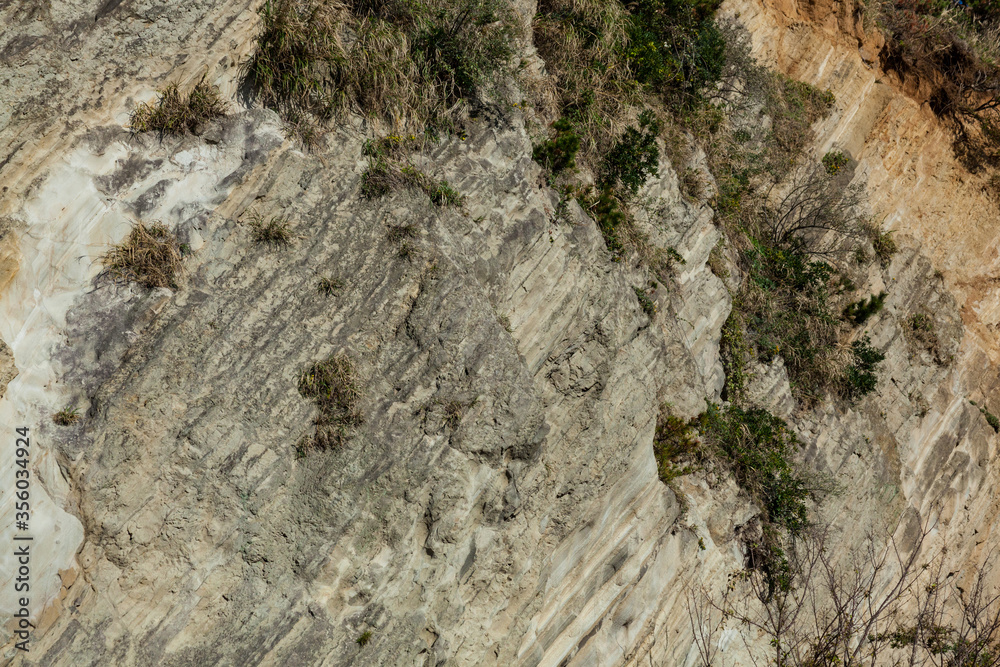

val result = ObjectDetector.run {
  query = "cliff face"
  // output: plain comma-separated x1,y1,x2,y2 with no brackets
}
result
728,0,1000,600
2,0,1000,665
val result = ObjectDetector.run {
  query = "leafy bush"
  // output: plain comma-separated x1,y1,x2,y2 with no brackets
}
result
843,334,885,400
130,80,227,135
533,117,581,175
695,403,813,594
822,150,849,175
298,355,363,450
101,222,182,289
600,110,661,195
843,291,886,326
695,403,811,536
634,285,657,317
625,0,726,109
736,240,847,402
586,187,627,258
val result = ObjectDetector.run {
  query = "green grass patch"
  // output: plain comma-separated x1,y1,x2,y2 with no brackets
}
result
361,136,463,205
53,406,80,426
248,212,293,248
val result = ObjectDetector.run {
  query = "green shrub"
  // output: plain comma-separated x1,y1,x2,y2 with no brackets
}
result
600,110,661,195
533,117,581,175
653,406,699,483
695,403,810,536
822,150,849,175
843,291,886,326
587,187,627,259
695,402,812,595
634,285,657,317
356,630,372,647
843,334,885,400
736,240,846,401
130,80,227,135
625,0,726,109
298,355,363,450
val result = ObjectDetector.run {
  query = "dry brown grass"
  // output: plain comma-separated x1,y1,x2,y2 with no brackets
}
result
247,211,293,247
298,355,363,449
532,0,643,161
246,0,520,131
102,222,182,289
130,80,227,135
53,407,80,426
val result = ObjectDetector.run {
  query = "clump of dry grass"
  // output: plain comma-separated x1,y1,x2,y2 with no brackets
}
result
53,406,80,426
298,355,363,449
361,136,464,204
317,275,344,295
248,212,293,247
245,0,521,130
532,0,642,161
102,222,182,289
130,80,227,135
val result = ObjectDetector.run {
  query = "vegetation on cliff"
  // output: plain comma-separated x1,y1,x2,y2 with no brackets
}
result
872,0,1000,175
244,0,520,133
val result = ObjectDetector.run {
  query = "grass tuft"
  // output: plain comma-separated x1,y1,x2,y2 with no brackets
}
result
248,212,293,247
102,222,182,289
298,355,363,450
245,0,520,130
317,276,344,296
53,406,80,426
130,80,227,135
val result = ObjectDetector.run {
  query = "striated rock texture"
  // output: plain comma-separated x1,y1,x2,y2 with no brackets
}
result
2,0,1000,665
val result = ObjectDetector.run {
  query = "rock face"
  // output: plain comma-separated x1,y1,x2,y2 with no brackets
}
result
3,0,1000,664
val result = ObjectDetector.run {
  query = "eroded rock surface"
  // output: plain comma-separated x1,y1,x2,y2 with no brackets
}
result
3,0,1000,665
